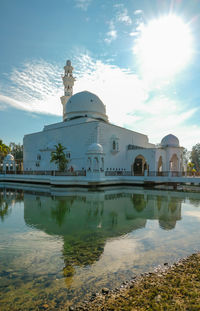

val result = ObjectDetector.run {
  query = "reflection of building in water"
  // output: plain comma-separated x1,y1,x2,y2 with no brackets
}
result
129,193,182,230
0,188,24,221
22,188,183,283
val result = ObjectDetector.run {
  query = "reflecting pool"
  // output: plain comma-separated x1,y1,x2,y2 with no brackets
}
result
0,184,200,310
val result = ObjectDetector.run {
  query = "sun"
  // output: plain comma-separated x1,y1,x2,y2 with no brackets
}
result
134,15,193,79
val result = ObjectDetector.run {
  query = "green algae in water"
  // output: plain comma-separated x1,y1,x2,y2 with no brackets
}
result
1,185,200,310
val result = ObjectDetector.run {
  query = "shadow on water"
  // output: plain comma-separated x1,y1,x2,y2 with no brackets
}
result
0,184,200,309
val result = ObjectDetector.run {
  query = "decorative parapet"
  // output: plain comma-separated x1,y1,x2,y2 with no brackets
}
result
127,144,146,150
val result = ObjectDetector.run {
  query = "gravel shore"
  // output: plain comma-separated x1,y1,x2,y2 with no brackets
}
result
72,253,200,311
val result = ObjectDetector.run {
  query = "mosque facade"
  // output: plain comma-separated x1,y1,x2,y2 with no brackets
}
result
23,60,184,176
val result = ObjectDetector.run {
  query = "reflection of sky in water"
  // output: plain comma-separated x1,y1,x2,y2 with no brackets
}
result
1,185,200,309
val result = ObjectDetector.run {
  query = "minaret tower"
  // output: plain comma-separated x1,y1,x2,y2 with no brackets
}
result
60,60,75,121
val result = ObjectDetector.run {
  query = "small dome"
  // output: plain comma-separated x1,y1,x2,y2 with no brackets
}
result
161,134,179,148
4,154,14,161
66,91,108,122
87,143,104,154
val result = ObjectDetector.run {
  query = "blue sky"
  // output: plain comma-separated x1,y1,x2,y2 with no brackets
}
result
0,0,200,149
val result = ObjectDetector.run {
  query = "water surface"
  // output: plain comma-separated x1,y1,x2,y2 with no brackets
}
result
0,184,200,310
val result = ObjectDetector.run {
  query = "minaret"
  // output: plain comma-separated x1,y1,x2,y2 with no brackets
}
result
60,60,75,121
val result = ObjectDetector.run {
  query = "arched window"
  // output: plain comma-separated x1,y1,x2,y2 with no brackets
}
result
93,157,99,171
66,152,71,159
101,158,104,171
110,135,119,153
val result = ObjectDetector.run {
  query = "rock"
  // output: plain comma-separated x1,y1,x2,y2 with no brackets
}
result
90,292,99,301
154,294,161,302
102,287,109,295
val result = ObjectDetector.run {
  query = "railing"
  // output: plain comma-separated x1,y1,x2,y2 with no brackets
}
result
105,171,187,177
0,170,86,176
105,171,132,176
0,170,197,178
54,170,86,176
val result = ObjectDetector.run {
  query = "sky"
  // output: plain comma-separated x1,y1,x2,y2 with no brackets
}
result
0,0,200,150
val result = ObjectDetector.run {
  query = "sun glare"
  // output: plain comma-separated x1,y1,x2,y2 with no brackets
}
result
134,15,193,79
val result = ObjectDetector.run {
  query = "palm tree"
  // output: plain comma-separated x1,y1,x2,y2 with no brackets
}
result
50,143,69,171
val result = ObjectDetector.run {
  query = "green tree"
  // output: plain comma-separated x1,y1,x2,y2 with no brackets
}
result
182,147,190,165
190,143,200,172
0,139,10,161
50,143,69,171
9,142,23,160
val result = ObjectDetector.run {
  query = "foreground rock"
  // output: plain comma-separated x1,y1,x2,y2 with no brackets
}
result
73,253,200,310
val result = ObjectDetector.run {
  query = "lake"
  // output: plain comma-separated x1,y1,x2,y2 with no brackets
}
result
0,183,200,310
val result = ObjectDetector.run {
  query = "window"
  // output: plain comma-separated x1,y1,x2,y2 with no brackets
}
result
66,152,71,159
110,135,119,153
37,154,41,161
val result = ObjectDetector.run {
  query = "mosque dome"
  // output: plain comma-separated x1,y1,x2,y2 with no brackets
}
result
4,154,14,161
87,143,104,154
161,134,179,148
66,91,108,122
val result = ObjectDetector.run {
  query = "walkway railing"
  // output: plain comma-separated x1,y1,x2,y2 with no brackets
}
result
105,171,187,177
0,170,86,176
105,171,132,176
0,170,197,178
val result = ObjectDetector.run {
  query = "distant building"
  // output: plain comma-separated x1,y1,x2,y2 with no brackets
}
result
23,60,184,176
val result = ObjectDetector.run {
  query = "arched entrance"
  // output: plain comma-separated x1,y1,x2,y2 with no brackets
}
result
132,155,147,176
170,154,179,171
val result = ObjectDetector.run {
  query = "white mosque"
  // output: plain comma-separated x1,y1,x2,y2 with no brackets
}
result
23,60,184,177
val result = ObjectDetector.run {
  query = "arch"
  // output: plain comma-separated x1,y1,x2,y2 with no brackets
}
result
132,155,148,176
93,157,99,171
101,157,104,171
87,157,92,171
157,156,163,174
170,153,179,171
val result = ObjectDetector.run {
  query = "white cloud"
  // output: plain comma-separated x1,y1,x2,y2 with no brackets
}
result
104,5,132,44
134,10,143,15
0,54,199,149
128,10,144,39
74,0,92,11
117,8,132,25
0,60,63,116
129,31,138,37
104,21,117,43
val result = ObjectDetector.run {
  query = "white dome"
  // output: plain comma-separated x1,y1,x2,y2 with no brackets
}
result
4,154,14,161
66,91,108,122
161,134,179,148
87,143,104,154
